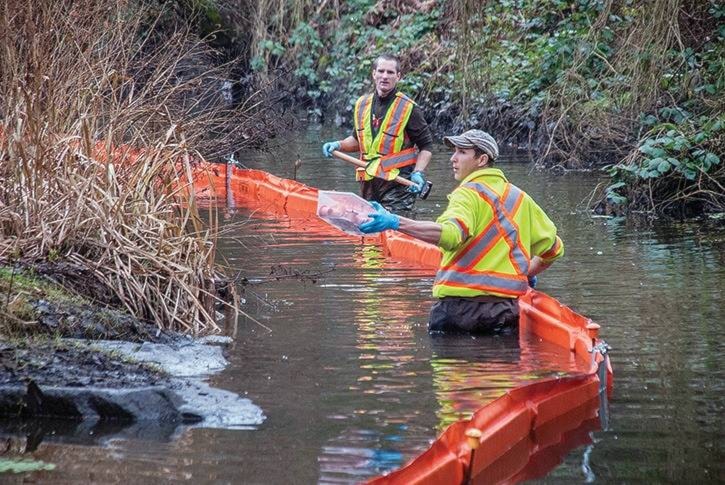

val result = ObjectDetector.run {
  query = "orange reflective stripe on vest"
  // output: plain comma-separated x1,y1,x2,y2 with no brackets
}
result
448,217,469,241
353,92,417,181
469,181,529,273
378,95,413,155
355,94,373,156
434,181,530,296
378,147,418,172
540,236,562,260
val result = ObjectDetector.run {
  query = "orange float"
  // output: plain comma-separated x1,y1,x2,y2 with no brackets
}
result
185,162,613,484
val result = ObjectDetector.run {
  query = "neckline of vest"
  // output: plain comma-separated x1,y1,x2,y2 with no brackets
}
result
460,168,508,185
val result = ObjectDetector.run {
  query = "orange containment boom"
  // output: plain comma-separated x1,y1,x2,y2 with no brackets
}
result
185,162,614,484
370,289,612,484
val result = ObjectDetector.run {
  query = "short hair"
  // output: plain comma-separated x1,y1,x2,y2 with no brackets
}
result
372,53,401,73
473,147,494,165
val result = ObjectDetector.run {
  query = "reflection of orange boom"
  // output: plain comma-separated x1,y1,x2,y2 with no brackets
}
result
331,150,433,200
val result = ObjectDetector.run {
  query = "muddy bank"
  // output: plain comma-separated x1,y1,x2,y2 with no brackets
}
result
0,336,264,443
0,266,264,444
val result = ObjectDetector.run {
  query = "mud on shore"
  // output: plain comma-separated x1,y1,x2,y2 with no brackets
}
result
0,264,264,438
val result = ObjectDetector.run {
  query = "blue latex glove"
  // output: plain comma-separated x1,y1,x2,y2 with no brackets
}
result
322,141,341,158
359,201,400,234
528,275,538,288
408,171,426,194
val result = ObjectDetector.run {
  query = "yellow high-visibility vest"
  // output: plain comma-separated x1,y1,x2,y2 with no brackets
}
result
353,92,417,181
433,169,564,298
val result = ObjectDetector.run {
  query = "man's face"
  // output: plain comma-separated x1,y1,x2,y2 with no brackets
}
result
450,146,487,181
372,59,401,97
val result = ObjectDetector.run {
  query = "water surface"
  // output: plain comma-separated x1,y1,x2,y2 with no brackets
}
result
9,125,723,483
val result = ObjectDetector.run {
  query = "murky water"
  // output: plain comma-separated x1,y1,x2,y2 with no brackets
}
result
8,125,723,483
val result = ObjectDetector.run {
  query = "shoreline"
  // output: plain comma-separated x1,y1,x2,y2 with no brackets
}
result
0,265,264,442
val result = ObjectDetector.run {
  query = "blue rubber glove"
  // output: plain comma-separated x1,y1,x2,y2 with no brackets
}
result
359,201,400,233
408,171,426,194
322,141,341,158
528,275,538,288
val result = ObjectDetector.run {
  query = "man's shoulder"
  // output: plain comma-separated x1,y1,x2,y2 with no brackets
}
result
462,170,534,201
395,92,417,106
356,93,374,103
450,183,482,202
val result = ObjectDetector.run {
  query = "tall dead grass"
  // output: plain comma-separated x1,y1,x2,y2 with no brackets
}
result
0,0,259,334
538,0,698,167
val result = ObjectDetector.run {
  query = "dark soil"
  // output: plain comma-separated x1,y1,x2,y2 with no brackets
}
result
0,339,167,389
23,261,181,343
0,264,212,427
28,298,176,343
0,263,181,390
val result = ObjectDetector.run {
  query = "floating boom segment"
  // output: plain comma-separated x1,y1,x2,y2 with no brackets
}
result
370,289,612,484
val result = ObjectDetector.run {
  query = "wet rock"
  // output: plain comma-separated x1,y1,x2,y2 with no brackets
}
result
0,380,182,423
0,337,265,442
87,338,264,430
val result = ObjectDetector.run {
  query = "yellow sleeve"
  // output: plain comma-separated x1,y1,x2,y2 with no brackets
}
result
528,197,564,263
435,187,488,251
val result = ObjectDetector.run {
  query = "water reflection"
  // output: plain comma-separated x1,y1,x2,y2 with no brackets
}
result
430,335,521,430
319,429,405,482
0,417,185,449
13,125,722,483
428,332,589,431
212,198,598,483
474,397,604,484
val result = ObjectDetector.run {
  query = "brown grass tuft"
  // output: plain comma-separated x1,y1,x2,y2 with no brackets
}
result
0,0,261,334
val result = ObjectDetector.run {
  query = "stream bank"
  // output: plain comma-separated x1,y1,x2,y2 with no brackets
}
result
0,265,264,447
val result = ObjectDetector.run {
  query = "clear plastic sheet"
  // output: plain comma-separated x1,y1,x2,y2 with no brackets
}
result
316,190,374,236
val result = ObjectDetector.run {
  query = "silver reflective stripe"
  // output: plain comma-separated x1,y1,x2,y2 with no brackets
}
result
451,221,499,269
380,96,411,154
435,268,528,293
504,184,522,213
380,150,417,170
464,182,529,274
449,218,468,241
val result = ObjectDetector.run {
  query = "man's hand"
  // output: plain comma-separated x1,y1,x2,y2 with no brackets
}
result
408,171,426,194
322,141,341,158
359,201,400,233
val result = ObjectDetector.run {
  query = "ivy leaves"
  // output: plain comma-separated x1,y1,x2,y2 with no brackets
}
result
605,113,723,207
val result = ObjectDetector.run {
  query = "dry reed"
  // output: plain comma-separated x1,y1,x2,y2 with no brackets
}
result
0,0,264,334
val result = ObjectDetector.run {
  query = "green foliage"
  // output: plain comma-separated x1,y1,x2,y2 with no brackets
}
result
250,39,286,72
0,458,56,473
599,0,724,216
238,0,722,217
604,112,723,208
289,23,322,84
283,3,440,116
458,0,629,111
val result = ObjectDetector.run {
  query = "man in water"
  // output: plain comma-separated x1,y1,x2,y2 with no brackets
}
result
321,53,433,211
358,129,564,334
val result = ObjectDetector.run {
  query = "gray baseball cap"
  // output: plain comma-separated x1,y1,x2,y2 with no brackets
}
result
443,129,499,161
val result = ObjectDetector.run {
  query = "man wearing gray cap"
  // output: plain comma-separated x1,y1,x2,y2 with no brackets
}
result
358,129,565,334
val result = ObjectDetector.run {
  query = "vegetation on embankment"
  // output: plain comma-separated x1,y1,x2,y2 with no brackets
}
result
0,0,284,336
232,0,723,218
0,266,168,341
